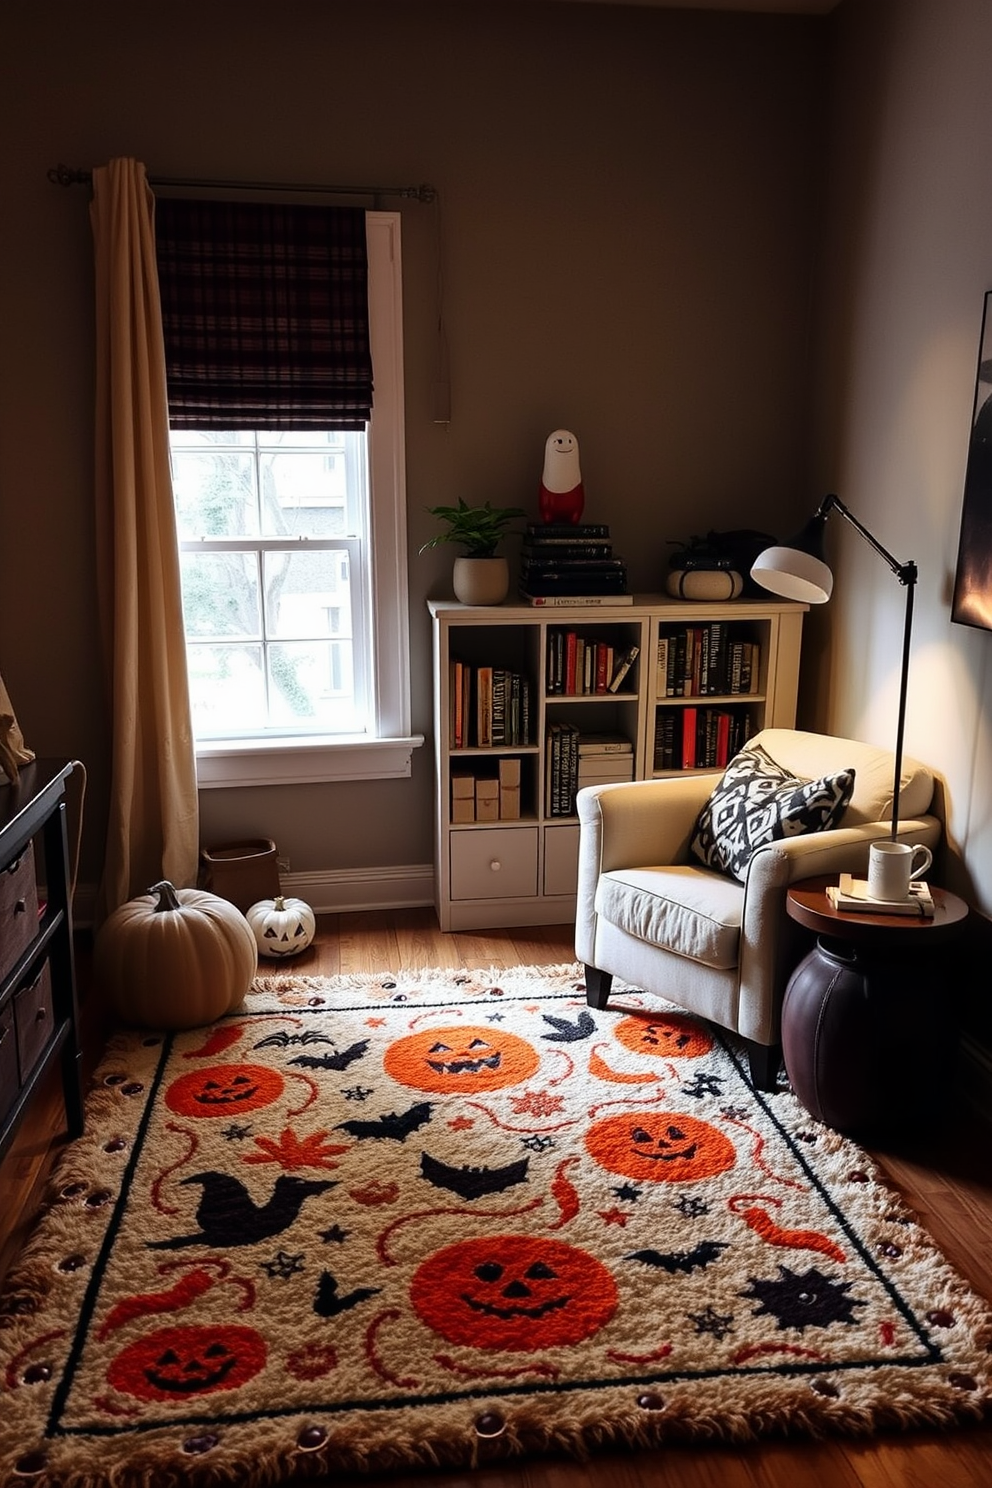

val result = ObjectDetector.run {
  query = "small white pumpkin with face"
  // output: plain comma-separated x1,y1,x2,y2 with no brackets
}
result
246,895,316,958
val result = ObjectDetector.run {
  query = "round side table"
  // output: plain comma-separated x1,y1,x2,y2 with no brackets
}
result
782,877,969,1137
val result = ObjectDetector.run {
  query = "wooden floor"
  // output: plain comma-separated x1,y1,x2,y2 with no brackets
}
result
2,909,990,1487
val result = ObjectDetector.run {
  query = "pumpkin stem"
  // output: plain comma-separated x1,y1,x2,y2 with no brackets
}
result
273,896,286,910
149,880,182,912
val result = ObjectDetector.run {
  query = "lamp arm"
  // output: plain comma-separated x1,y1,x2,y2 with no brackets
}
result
818,494,917,840
820,494,918,588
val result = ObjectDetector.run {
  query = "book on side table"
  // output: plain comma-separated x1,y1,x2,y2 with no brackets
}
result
826,872,935,918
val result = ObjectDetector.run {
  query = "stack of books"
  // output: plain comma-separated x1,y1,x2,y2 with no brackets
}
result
519,523,631,605
825,873,935,917
577,733,636,791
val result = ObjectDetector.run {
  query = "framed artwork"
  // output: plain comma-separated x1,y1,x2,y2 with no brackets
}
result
952,290,992,630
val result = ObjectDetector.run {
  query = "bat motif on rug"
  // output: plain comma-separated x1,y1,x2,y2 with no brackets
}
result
336,1102,434,1141
289,1039,370,1071
625,1240,729,1274
419,1152,530,1198
147,1172,335,1249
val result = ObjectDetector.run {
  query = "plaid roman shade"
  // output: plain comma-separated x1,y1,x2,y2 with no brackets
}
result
154,198,373,429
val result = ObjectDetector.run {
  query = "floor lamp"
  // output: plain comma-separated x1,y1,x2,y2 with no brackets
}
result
749,494,917,840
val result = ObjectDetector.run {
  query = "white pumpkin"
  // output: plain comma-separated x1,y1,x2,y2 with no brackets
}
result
247,895,316,958
94,880,258,1030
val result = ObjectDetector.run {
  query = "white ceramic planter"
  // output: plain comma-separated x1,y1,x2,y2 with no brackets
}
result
452,556,510,606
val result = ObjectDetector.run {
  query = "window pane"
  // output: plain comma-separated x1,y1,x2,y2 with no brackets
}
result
172,450,259,539
263,550,352,640
187,643,267,733
267,641,357,729
259,449,348,536
180,551,261,638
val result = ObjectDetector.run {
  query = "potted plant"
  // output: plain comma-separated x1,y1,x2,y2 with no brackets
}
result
420,499,526,605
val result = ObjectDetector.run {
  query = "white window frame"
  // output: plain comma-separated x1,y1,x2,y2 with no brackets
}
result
192,212,423,789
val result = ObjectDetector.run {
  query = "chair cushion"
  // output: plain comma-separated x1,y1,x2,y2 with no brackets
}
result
689,742,856,881
594,865,743,968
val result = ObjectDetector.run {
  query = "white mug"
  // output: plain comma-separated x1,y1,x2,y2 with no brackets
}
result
867,840,932,901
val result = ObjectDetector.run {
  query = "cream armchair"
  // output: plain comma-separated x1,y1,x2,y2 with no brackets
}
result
575,728,941,1090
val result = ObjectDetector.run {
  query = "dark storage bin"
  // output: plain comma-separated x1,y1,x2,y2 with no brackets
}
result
0,840,39,984
14,958,53,1081
199,838,280,913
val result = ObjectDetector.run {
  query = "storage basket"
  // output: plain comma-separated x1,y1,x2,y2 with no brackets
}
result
199,838,280,913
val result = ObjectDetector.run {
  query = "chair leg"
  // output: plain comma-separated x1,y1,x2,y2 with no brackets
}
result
584,966,613,1009
745,1039,781,1093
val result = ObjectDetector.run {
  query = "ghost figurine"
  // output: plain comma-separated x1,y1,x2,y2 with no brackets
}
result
538,429,585,524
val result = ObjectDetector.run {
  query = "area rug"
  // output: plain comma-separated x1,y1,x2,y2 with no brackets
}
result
1,964,990,1485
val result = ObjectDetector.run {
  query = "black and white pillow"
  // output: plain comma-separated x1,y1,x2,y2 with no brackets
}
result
690,743,855,881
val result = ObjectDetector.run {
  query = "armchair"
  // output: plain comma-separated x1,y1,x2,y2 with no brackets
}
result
575,728,941,1090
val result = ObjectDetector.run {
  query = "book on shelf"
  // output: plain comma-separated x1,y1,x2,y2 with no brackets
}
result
577,732,633,754
608,643,639,692
826,873,935,918
525,522,611,539
521,591,635,607
476,666,493,749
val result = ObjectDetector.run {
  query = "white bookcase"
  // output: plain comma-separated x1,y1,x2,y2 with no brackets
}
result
428,596,807,932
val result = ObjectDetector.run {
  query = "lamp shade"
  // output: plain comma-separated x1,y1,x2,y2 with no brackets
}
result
751,509,834,604
750,545,833,604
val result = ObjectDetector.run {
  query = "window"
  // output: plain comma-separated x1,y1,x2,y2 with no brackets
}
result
164,212,420,787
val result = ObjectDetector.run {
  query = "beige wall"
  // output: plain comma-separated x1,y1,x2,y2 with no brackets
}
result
808,0,992,945
0,0,825,892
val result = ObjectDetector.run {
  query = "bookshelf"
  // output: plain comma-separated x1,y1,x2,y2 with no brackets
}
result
428,597,806,931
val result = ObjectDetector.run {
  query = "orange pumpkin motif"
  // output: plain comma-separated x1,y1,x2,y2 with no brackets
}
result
585,1110,735,1183
410,1234,617,1350
384,1025,539,1093
107,1324,267,1401
165,1063,285,1118
613,1013,713,1059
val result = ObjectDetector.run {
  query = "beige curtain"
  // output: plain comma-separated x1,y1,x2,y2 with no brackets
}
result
91,158,198,919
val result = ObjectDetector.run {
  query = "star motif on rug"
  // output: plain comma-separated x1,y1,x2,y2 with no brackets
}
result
510,1089,565,1117
342,1086,374,1101
487,1011,506,1021
448,1115,475,1130
681,1072,725,1098
365,1016,387,1028
720,1105,751,1120
613,1183,642,1202
597,1208,630,1227
673,1194,709,1218
689,1306,735,1339
260,1250,305,1279
221,1122,253,1140
522,1134,556,1153
320,1225,348,1244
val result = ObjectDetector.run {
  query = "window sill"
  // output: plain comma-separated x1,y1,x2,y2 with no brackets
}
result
195,734,425,789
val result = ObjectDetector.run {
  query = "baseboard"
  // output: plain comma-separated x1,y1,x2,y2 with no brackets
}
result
70,863,436,929
280,864,435,915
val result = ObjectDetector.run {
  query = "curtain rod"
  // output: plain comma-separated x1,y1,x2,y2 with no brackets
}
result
47,163,436,204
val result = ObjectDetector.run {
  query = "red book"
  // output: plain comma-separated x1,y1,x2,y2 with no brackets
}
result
681,707,698,770
716,710,731,768
565,631,577,694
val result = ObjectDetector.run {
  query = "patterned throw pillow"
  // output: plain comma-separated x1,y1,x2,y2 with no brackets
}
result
689,743,856,881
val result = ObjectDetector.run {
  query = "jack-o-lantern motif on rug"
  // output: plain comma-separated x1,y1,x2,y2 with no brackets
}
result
1,966,989,1486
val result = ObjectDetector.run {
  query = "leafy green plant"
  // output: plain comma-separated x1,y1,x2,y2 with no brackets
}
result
420,499,526,559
